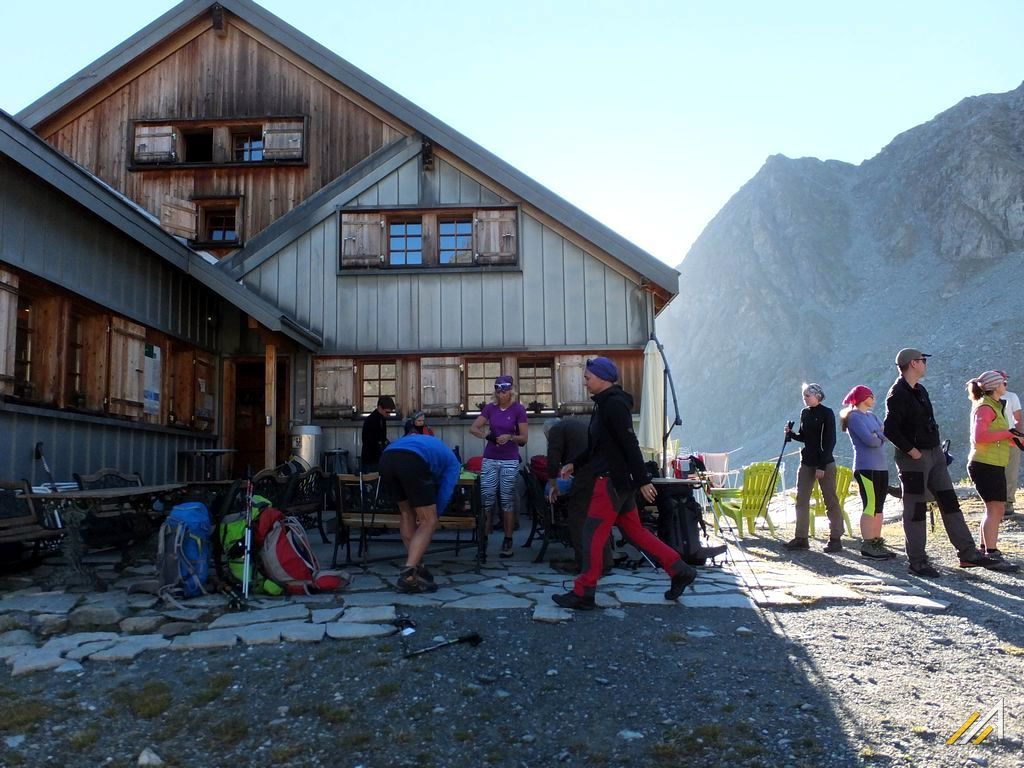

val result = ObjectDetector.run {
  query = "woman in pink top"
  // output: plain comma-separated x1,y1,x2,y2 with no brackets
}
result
469,375,529,558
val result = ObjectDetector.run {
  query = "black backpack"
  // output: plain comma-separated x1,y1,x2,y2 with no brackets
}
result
654,486,711,566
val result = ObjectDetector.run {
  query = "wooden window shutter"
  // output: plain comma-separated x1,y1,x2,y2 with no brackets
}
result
133,125,177,163
313,357,356,418
263,121,305,160
556,354,591,415
0,270,18,395
340,213,384,268
420,356,463,417
160,197,199,240
108,317,146,419
474,209,517,265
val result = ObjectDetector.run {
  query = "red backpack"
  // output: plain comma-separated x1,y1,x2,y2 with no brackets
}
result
529,455,549,484
254,508,349,595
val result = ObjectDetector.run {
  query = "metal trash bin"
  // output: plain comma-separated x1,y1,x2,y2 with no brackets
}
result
290,425,322,471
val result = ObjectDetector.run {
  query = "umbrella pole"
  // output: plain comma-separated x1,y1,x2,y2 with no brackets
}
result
651,333,681,477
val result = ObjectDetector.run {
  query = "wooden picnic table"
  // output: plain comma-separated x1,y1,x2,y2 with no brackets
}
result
27,483,186,586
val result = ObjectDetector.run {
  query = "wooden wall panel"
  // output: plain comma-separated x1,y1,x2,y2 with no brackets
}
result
41,21,407,247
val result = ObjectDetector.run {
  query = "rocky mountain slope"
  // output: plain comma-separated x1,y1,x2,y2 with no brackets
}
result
659,81,1024,479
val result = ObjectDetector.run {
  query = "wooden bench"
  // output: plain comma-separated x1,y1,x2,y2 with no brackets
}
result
0,480,64,557
332,473,479,566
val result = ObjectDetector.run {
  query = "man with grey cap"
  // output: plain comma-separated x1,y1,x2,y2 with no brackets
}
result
883,348,1001,576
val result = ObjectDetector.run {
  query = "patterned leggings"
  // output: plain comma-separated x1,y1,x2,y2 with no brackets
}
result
480,458,520,512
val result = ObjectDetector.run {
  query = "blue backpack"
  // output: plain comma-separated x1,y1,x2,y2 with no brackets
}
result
158,502,212,599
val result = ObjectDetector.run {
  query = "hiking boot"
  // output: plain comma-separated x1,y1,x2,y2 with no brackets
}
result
909,561,940,578
860,538,897,560
688,544,728,564
982,548,1003,560
887,485,903,499
824,538,843,554
784,537,810,551
499,537,514,558
552,591,595,610
417,565,435,583
665,563,698,601
396,567,429,594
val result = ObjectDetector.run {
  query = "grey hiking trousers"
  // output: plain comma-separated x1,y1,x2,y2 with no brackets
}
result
895,446,978,567
794,462,845,539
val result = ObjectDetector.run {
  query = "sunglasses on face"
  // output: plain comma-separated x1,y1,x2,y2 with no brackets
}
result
494,385,513,392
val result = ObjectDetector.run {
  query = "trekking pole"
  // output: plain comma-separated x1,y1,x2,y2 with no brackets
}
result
755,421,793,532
241,466,255,599
34,442,63,528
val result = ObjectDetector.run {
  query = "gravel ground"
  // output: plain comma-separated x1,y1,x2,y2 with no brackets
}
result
1,494,1022,768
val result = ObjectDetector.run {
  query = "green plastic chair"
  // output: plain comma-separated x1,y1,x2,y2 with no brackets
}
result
808,465,855,538
708,461,778,537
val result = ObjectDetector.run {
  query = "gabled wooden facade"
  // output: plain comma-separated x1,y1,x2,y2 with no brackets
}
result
12,0,680,473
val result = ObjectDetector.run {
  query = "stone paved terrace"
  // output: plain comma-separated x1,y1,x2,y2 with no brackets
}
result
1,523,955,679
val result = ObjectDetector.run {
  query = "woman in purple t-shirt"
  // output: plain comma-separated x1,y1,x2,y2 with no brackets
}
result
469,375,529,558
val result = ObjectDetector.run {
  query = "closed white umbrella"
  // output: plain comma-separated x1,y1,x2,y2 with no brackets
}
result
637,339,665,462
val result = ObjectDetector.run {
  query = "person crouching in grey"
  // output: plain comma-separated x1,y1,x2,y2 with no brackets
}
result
784,383,846,553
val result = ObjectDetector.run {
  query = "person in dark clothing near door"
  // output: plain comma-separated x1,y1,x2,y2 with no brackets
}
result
883,348,1007,577
784,383,846,553
543,416,612,575
360,395,395,473
552,357,696,610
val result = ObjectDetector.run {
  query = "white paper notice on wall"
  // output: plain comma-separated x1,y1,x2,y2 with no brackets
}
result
143,344,161,416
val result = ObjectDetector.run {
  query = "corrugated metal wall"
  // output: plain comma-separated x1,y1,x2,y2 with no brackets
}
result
244,158,651,353
0,159,220,350
0,406,213,485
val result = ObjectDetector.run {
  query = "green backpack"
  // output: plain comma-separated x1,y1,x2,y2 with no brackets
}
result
217,495,284,596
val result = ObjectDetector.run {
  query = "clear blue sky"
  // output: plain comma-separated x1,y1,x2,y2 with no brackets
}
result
1,1,1021,267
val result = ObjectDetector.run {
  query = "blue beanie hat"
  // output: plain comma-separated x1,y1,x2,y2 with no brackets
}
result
586,356,619,383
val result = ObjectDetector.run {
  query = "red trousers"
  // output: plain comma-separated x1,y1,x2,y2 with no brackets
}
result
572,477,685,596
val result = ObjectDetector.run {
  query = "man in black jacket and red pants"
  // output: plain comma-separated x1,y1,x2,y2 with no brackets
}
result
552,357,697,610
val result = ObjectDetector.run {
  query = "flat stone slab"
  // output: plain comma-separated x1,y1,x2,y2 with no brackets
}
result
280,622,326,643
749,590,804,607
613,590,675,606
208,604,309,629
0,592,79,615
41,632,120,653
170,629,240,650
785,583,864,601
342,592,440,608
161,609,207,622
234,623,283,645
55,661,85,674
0,629,36,646
0,645,37,662
89,635,170,661
9,649,65,676
878,595,950,612
65,640,119,660
502,581,542,596
679,594,757,610
448,583,499,596
310,608,345,624
444,594,532,610
325,622,396,640
532,605,573,623
337,606,396,624
344,575,389,591
120,616,166,634
68,604,127,627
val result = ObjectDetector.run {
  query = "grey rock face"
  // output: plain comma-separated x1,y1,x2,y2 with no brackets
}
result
660,82,1024,470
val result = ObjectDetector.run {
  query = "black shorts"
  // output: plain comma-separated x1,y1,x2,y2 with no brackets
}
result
967,461,1006,503
379,449,438,509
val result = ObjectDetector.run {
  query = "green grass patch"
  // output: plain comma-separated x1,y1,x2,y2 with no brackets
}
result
118,681,173,719
191,672,233,707
375,681,401,699
57,689,78,700
663,632,688,644
0,698,48,731
269,745,304,762
67,726,101,750
209,717,248,747
317,703,352,724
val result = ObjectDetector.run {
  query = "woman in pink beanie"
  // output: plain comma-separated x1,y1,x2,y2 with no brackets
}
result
840,385,895,559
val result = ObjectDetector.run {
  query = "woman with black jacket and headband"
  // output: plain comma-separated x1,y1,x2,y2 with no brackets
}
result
784,382,846,553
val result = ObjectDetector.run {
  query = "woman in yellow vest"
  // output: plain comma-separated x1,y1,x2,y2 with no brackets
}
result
966,370,1018,559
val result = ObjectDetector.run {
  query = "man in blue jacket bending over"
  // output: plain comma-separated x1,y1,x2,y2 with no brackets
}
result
379,434,462,594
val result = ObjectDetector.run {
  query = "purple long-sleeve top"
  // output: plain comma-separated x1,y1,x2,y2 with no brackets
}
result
846,409,888,471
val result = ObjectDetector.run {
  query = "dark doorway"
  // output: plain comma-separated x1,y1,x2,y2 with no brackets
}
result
233,359,290,475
